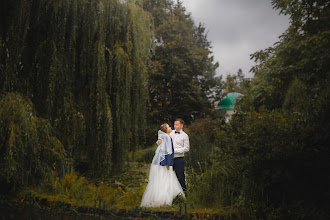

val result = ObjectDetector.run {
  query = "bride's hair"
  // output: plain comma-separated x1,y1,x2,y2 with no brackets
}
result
160,123,168,133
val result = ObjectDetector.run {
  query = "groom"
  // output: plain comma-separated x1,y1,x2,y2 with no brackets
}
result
158,118,190,193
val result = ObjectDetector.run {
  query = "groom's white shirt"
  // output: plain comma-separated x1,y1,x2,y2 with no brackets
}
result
170,130,190,158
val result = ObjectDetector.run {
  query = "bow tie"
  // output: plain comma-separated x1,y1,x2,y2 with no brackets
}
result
175,131,180,134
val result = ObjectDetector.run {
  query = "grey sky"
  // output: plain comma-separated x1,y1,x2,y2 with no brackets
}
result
180,0,290,78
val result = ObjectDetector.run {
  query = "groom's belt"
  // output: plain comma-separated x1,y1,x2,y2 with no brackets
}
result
174,157,184,159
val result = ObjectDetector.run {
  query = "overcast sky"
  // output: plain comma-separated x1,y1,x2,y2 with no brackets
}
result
180,0,290,78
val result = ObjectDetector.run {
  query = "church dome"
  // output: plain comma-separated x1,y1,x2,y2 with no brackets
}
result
215,92,243,110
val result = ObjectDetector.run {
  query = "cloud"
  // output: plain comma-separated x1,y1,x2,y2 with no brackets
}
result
180,0,289,78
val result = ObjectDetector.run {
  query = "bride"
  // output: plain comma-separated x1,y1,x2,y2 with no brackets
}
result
140,123,185,207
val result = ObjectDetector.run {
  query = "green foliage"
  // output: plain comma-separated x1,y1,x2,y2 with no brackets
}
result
2,0,329,217
131,145,158,163
185,118,220,172
224,68,251,95
242,2,330,214
0,0,153,181
251,1,330,110
185,2,330,216
40,171,90,204
187,167,238,209
186,107,329,217
221,109,329,215
30,167,147,209
184,118,238,208
0,93,67,188
36,171,117,207
144,0,223,124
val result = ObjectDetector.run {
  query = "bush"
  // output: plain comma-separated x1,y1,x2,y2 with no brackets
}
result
0,93,68,190
131,145,158,163
184,117,239,208
185,117,221,173
30,169,145,209
220,108,330,216
183,109,330,218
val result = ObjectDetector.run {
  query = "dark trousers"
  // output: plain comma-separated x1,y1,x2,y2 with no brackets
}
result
173,157,186,192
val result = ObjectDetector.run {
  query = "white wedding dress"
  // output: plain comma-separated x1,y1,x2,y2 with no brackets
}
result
140,131,185,207
140,165,184,207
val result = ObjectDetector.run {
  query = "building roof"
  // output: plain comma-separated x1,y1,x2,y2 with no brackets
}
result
215,92,243,110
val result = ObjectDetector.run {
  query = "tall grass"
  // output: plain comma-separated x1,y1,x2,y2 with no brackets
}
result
184,118,241,209
25,170,145,209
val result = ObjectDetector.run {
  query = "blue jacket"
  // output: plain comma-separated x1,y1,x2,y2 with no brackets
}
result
160,137,174,166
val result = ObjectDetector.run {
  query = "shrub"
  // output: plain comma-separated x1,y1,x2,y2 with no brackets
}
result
0,93,67,190
132,145,157,163
220,108,330,216
184,117,240,208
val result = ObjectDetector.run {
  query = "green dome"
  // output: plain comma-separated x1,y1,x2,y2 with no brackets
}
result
215,92,243,110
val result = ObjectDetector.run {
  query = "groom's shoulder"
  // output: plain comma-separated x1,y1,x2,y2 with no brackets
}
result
182,130,189,137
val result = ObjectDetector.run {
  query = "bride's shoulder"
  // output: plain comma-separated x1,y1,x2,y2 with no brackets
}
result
158,133,166,138
159,133,170,140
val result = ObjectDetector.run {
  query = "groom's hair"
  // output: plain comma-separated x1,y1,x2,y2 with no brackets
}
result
160,123,168,133
175,118,184,125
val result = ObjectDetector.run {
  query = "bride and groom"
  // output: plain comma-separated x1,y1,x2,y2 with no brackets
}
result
140,118,190,207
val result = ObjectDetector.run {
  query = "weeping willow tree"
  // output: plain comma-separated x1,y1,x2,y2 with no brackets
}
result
0,0,153,187
0,93,67,189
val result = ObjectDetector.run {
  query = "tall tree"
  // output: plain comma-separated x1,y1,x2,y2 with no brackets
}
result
0,0,153,186
223,69,250,94
144,0,222,126
250,0,330,110
223,0,330,213
224,74,237,93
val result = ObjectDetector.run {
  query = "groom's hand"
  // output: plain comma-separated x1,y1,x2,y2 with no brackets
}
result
157,139,162,145
166,166,169,170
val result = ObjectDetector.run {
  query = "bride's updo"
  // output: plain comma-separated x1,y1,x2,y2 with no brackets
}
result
160,123,168,133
